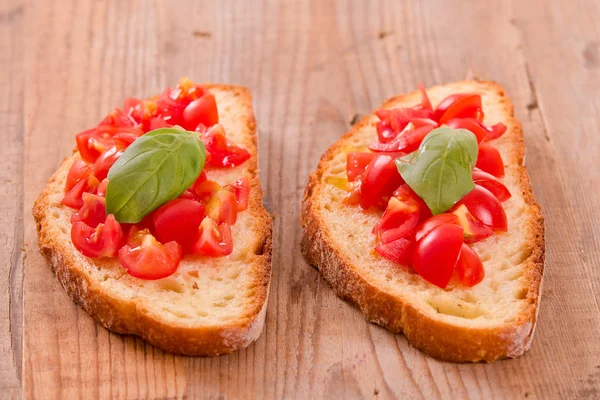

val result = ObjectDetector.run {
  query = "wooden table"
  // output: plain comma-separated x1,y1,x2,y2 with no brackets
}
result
2,0,599,398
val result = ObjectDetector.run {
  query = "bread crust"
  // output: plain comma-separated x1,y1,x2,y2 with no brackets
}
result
301,80,545,362
33,84,272,356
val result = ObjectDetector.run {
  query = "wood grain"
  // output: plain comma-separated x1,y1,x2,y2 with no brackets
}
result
1,0,596,398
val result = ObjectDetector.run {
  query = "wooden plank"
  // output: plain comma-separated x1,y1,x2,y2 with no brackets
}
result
0,1,24,399
18,0,600,399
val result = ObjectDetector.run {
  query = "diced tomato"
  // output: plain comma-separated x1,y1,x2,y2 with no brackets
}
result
225,177,251,212
346,152,377,182
92,147,122,181
152,199,206,252
456,243,485,287
375,108,433,143
369,124,436,154
76,129,112,163
97,179,109,197
118,230,182,280
124,97,143,120
66,159,92,192
342,178,363,206
359,155,404,209
71,214,124,258
375,237,415,265
202,125,251,168
189,170,208,192
373,197,420,244
71,193,106,228
444,118,488,143
472,168,511,202
98,108,137,129
114,132,141,149
156,90,187,126
393,184,432,220
183,93,219,131
453,185,508,231
452,204,494,243
205,187,238,225
437,94,483,124
486,122,507,139
149,116,171,131
192,218,233,257
412,223,464,288
417,84,433,111
191,179,222,202
62,175,99,209
476,142,505,177
414,213,459,242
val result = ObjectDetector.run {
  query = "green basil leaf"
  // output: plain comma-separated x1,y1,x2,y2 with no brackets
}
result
396,126,478,215
106,128,206,223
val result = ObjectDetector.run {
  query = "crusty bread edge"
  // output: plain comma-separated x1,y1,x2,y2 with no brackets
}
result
33,84,273,356
301,80,545,362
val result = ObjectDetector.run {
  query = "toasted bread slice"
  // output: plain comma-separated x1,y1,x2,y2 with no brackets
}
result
34,85,272,356
302,80,544,362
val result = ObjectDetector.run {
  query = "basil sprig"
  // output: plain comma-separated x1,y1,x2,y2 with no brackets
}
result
106,128,206,223
396,126,478,215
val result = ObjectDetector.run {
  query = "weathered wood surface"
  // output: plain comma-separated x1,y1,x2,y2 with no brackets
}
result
0,0,598,398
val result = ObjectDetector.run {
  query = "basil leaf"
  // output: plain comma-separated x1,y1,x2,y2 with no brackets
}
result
396,126,478,215
106,128,206,223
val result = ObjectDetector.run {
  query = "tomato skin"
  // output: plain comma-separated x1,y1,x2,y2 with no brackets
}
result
66,159,91,192
375,108,433,143
92,147,122,181
369,124,436,154
456,244,485,287
71,214,124,258
118,232,182,280
444,118,488,143
373,197,420,244
393,184,432,220
71,193,106,228
414,213,459,242
437,94,483,124
412,223,464,288
97,179,109,197
375,237,415,265
206,188,238,225
225,177,251,212
152,199,206,252
346,152,377,182
183,93,219,131
472,168,511,202
62,175,99,209
76,129,110,163
202,125,251,168
452,204,494,243
486,123,507,139
114,132,141,149
453,185,508,231
418,84,433,111
476,142,505,178
192,218,233,257
359,155,404,209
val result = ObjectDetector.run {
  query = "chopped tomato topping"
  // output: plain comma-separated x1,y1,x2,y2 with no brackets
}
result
192,218,233,257
183,93,219,131
71,214,124,258
476,142,505,178
152,199,206,253
453,185,507,231
62,175,99,209
225,177,251,212
414,213,459,242
118,229,182,280
472,168,511,202
358,155,404,210
456,243,485,287
92,147,122,181
65,159,92,192
71,193,106,228
452,204,494,243
202,125,251,168
375,237,415,266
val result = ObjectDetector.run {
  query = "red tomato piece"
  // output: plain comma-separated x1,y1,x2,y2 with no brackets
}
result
452,204,494,244
369,125,436,154
156,89,187,126
453,185,508,231
225,177,251,212
152,199,206,252
375,108,433,143
118,230,182,280
192,179,222,202
346,152,377,182
374,237,415,266
456,243,485,287
476,142,505,177
71,193,106,228
417,84,433,111
472,168,511,202
98,108,137,129
65,159,92,192
412,223,464,288
486,122,507,139
71,214,124,258
192,218,233,257
342,178,362,206
414,213,459,242
76,128,112,163
444,118,488,143
149,116,171,131
393,184,432,220
202,125,251,168
62,175,99,209
97,179,109,197
373,197,420,244
183,93,219,131
92,147,122,181
205,187,238,225
114,132,141,150
124,97,143,120
359,155,404,209
437,94,483,124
